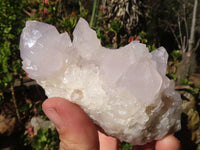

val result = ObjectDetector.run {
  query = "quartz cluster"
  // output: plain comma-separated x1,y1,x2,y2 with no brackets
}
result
20,18,182,145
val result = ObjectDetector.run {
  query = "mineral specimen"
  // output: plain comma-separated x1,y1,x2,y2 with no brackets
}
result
20,18,182,145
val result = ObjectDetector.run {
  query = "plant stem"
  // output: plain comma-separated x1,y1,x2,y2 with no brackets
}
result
113,32,118,48
11,85,21,123
188,0,198,52
90,0,97,27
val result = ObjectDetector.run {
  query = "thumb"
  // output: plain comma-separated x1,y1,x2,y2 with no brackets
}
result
42,97,99,150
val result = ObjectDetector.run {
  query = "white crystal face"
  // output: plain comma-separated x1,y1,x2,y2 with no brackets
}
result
20,18,182,145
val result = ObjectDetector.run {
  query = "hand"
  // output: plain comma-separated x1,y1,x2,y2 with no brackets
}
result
42,97,181,150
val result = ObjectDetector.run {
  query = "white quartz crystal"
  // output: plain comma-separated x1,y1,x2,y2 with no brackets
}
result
20,18,182,145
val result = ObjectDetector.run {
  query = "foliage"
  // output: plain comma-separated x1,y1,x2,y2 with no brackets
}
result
107,20,122,48
197,145,200,150
91,5,105,43
139,31,156,52
108,20,122,34
24,127,59,150
166,71,177,81
181,78,200,96
171,50,181,60
0,0,27,92
0,0,29,124
166,49,182,81
25,0,89,35
119,142,133,150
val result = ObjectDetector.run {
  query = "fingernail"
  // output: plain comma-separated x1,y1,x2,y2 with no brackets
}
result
44,108,64,130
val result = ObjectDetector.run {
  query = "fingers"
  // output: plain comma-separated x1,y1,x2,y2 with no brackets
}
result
42,97,99,150
98,131,118,150
133,135,181,150
155,135,181,150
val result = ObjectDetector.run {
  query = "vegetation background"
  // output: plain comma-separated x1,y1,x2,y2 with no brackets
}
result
0,0,200,149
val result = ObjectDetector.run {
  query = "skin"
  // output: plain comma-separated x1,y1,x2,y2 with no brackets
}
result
42,97,181,150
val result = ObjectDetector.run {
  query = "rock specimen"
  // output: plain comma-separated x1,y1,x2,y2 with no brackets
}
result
20,18,182,145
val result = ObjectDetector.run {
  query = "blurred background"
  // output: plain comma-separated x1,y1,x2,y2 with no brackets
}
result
0,0,200,149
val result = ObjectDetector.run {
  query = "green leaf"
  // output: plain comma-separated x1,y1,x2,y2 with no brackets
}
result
139,31,147,38
7,33,14,39
181,79,192,86
31,139,41,149
119,142,133,150
3,74,13,84
2,57,9,73
197,144,200,150
4,27,12,34
109,20,122,33
41,135,47,142
171,50,181,60
12,60,22,74
166,72,177,80
1,42,11,56
79,9,88,18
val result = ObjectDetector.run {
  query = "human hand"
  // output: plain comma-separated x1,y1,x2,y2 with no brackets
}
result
42,97,181,150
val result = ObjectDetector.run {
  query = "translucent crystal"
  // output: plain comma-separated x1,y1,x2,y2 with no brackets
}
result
20,18,182,145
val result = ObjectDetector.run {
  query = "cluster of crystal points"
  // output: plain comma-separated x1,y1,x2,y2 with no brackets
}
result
20,18,182,145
